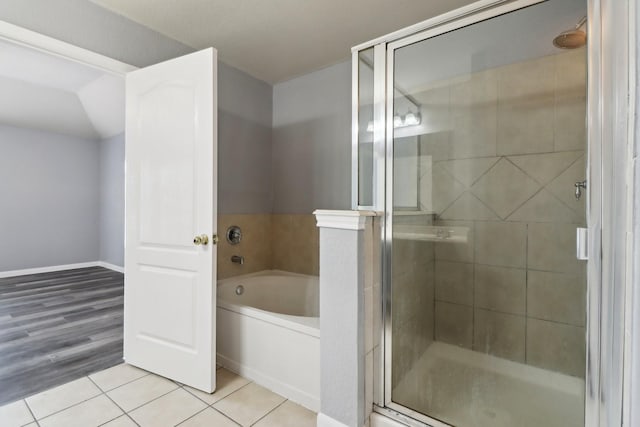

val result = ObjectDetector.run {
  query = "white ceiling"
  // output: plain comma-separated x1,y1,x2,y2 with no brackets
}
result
88,0,477,83
0,39,124,140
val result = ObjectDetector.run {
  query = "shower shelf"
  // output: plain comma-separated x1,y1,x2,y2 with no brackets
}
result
393,225,468,243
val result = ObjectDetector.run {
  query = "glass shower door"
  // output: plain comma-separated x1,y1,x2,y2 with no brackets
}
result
386,1,588,426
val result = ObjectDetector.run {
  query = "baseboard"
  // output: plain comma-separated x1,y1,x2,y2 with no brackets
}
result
0,261,124,278
217,353,320,412
317,413,351,427
0,262,101,278
96,261,124,273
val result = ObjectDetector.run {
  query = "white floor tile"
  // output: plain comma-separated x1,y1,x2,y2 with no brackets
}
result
107,373,178,412
183,368,250,404
89,363,148,392
38,395,122,427
213,383,286,427
129,388,207,427
25,377,101,420
101,415,138,427
0,400,34,427
178,407,239,426
254,400,316,427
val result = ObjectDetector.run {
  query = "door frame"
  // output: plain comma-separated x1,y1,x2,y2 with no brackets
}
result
350,0,637,426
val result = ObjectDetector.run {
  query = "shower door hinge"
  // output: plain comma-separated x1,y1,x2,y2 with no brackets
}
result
577,227,588,260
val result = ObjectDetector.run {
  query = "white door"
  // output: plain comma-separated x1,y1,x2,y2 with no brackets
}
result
124,48,217,393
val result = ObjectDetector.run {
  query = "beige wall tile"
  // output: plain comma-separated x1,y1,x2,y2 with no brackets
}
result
528,270,586,326
435,261,473,306
475,221,526,268
474,265,525,315
471,159,541,219
435,301,473,349
217,214,272,279
528,223,584,274
497,56,555,156
434,220,474,263
271,214,319,276
473,309,525,362
527,318,585,377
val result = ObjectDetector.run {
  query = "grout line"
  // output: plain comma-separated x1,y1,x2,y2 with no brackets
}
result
209,380,254,407
249,398,288,426
96,370,151,394
87,376,139,427
110,383,181,415
210,406,242,426
24,380,103,421
22,399,38,426
173,406,210,426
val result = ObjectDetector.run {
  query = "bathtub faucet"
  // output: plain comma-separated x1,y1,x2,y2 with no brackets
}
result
231,255,244,265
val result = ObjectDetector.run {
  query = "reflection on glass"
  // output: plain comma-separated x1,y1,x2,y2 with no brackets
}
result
389,1,587,426
358,48,374,206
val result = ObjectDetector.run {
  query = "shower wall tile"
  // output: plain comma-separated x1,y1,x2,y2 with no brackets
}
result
217,214,272,280
527,270,586,326
470,158,541,218
475,221,526,268
435,261,473,306
271,214,319,276
528,222,583,274
413,50,587,376
449,70,498,160
527,318,585,378
474,265,526,315
473,309,526,362
497,56,555,156
435,301,473,349
434,220,474,263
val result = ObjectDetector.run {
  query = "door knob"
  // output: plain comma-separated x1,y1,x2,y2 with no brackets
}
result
193,234,209,245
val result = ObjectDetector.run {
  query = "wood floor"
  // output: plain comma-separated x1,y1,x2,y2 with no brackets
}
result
0,266,124,405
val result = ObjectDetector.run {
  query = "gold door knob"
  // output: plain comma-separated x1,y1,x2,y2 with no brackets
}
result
193,234,209,245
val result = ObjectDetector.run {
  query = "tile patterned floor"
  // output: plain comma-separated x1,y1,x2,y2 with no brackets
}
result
0,364,316,427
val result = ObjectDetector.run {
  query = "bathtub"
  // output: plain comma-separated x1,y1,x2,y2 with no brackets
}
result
216,270,320,411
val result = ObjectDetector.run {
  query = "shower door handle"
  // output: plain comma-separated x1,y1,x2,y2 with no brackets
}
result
576,227,588,260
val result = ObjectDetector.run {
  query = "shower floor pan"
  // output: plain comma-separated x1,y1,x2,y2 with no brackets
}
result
393,342,584,427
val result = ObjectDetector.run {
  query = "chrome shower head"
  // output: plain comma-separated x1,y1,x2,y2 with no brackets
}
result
553,16,587,49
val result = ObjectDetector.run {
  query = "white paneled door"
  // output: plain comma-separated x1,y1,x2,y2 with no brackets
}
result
124,48,217,393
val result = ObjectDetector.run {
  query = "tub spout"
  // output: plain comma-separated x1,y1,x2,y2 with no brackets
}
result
231,255,244,265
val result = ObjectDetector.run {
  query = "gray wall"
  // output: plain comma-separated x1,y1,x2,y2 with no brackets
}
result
99,133,124,267
272,61,352,214
0,124,100,271
218,62,273,214
0,0,192,68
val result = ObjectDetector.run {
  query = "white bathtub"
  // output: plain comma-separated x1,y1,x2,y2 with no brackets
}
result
216,270,320,411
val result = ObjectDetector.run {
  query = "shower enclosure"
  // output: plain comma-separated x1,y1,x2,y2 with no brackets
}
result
352,0,601,426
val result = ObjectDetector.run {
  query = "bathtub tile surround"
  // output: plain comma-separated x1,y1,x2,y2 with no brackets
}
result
272,214,320,276
404,49,587,379
0,364,316,427
217,214,319,279
217,214,272,279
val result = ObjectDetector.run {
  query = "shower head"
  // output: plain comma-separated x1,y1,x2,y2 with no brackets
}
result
553,16,587,49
